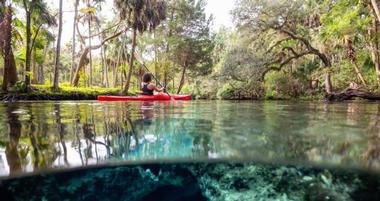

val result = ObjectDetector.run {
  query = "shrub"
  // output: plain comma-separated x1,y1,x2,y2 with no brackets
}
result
217,81,264,100
265,72,307,99
192,77,219,99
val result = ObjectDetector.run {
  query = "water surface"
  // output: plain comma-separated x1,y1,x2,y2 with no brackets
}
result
0,100,379,177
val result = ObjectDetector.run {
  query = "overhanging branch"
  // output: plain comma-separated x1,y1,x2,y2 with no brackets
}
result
261,50,312,80
266,37,292,53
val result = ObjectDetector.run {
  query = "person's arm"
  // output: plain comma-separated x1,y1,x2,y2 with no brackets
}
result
148,84,163,92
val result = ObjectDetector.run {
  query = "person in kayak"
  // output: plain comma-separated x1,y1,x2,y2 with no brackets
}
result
141,73,164,95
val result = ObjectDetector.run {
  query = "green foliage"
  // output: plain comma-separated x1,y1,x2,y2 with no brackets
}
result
169,0,215,76
79,7,97,15
9,81,28,92
4,0,380,100
33,83,120,95
0,1,4,17
217,81,264,100
265,72,307,99
191,76,220,99
320,0,370,41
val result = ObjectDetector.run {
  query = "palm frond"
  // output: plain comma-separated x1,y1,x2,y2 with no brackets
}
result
115,0,167,33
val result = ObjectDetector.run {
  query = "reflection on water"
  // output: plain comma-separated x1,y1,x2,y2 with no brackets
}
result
1,101,380,176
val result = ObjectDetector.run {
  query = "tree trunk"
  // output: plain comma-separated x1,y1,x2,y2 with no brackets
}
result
2,7,17,91
116,45,122,73
115,46,123,88
138,66,142,88
137,51,143,87
324,60,333,94
163,8,174,91
315,51,332,94
153,32,159,80
122,48,127,85
52,0,63,91
38,43,48,84
164,70,168,90
87,1,93,87
368,13,380,87
72,48,90,87
103,46,109,87
346,39,367,87
71,29,125,87
120,70,123,87
31,47,37,84
113,61,117,87
4,50,17,88
325,87,380,101
177,66,186,94
123,28,137,94
100,44,106,86
70,0,79,83
353,62,368,87
371,0,380,23
24,5,32,89
121,33,128,81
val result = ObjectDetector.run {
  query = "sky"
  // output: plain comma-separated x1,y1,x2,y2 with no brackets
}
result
45,0,235,45
205,0,235,30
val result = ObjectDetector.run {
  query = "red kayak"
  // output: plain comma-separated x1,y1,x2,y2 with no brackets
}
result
98,94,192,101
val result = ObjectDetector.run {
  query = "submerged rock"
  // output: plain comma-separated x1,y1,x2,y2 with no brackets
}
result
1,165,205,201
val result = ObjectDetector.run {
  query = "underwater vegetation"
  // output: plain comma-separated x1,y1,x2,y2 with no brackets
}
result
1,163,380,201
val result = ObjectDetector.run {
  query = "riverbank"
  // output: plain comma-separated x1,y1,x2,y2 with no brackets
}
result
1,85,378,102
0,85,122,101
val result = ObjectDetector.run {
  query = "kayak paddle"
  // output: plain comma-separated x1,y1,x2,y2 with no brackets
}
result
133,52,175,101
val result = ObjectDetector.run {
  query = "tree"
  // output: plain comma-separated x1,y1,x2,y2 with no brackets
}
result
233,0,333,94
71,0,110,87
368,13,380,87
14,0,55,90
71,27,126,87
320,0,370,87
115,0,167,94
0,2,18,91
85,0,95,86
71,0,80,82
52,0,63,91
168,0,214,94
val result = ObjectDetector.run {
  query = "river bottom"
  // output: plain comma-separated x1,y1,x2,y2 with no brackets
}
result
1,162,380,201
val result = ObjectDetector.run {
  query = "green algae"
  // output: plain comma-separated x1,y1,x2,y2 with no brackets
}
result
192,164,360,201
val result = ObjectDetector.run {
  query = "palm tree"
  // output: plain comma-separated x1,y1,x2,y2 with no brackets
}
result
71,0,104,87
0,3,18,91
52,0,63,91
86,0,93,86
115,0,167,94
82,0,103,86
14,0,55,90
71,0,80,83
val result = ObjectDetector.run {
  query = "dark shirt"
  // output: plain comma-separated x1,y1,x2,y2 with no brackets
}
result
141,83,154,95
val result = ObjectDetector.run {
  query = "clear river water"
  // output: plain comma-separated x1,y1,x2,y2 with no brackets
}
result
1,101,380,200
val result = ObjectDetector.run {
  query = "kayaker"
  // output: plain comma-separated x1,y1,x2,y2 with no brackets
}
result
141,73,164,95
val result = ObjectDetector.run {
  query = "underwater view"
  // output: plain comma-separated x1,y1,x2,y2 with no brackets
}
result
0,101,380,200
